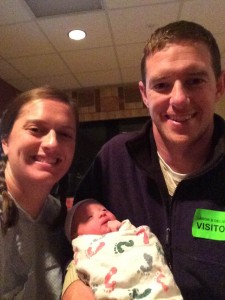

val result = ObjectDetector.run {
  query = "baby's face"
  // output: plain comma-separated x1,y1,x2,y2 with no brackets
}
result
72,201,117,237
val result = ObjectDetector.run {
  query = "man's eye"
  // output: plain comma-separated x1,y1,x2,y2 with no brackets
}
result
153,82,171,92
186,78,205,86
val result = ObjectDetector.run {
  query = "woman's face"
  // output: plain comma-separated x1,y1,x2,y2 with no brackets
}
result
2,98,76,189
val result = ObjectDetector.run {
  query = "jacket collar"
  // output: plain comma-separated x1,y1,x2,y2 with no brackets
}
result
126,120,160,176
126,114,225,176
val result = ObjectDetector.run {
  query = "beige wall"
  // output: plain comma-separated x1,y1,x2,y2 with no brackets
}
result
216,96,225,119
1,77,225,123
71,84,149,123
72,84,225,123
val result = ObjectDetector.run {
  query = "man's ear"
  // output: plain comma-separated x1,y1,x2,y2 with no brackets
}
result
139,81,149,108
1,138,9,156
215,71,225,102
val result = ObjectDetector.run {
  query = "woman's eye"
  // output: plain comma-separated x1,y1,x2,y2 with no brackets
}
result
58,132,74,139
29,127,40,133
63,133,73,138
28,126,46,136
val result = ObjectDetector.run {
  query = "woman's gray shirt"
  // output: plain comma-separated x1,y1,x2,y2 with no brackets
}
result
0,195,68,300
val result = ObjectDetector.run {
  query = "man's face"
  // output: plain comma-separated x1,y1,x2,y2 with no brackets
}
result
139,41,224,149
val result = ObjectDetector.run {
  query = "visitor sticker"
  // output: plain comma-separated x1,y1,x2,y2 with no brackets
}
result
192,208,225,241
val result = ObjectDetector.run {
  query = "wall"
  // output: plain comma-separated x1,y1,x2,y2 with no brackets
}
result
71,84,225,123
1,78,225,197
0,78,19,115
216,96,225,118
72,84,149,122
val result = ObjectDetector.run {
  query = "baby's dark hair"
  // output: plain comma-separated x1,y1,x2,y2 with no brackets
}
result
65,198,98,241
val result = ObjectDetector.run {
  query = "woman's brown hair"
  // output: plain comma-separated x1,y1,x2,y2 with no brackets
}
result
0,86,78,235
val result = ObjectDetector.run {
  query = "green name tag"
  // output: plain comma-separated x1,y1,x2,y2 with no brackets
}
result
192,209,225,241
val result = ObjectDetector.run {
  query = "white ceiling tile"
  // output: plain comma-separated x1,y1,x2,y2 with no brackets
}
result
37,11,113,51
7,77,35,91
76,69,122,87
8,54,70,77
181,0,225,34
0,0,34,25
104,0,177,9
215,33,225,55
121,67,141,84
62,47,118,73
0,22,54,58
31,74,81,90
0,0,224,93
108,3,180,45
0,59,23,80
116,43,143,68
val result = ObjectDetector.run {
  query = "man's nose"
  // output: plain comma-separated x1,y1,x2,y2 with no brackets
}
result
170,81,190,108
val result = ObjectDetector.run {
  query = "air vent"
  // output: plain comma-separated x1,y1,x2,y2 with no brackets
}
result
25,0,103,17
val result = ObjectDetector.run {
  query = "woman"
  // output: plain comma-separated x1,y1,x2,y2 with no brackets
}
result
0,86,77,299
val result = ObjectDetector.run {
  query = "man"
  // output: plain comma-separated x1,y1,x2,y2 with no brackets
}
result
63,20,225,300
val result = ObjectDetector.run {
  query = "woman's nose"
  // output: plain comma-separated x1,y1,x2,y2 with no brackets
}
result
42,130,58,148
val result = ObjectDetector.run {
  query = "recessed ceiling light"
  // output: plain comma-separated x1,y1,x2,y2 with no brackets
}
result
68,29,86,41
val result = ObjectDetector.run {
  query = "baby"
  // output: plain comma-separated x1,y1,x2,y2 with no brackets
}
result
65,198,183,299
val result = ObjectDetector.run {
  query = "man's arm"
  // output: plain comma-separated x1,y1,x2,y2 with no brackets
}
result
62,261,95,300
62,280,95,300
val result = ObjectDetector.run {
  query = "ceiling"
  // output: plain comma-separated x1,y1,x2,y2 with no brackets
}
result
0,0,225,92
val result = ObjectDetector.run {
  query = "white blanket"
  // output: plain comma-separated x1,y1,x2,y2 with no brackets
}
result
72,219,182,299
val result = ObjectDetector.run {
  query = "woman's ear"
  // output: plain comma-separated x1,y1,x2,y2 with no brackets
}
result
1,138,9,156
